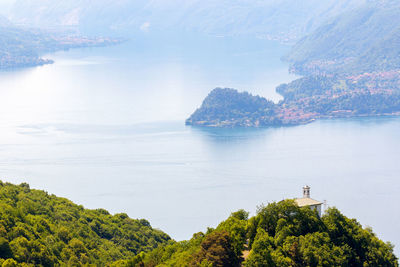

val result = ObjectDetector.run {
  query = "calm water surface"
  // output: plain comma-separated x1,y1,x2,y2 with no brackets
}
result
0,34,399,254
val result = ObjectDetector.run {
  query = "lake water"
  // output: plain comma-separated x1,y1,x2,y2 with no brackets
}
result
1,33,399,255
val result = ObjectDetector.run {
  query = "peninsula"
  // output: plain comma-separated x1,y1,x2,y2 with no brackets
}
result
187,0,400,128
186,80,400,128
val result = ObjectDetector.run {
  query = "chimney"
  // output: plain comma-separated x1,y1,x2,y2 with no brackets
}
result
303,185,310,198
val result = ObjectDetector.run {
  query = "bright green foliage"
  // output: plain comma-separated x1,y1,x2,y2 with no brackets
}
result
0,181,397,266
247,200,324,248
125,212,249,267
244,200,398,266
322,208,398,266
215,210,248,258
124,234,205,267
129,200,397,267
0,181,170,266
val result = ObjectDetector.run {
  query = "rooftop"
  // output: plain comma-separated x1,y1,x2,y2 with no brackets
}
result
295,197,323,207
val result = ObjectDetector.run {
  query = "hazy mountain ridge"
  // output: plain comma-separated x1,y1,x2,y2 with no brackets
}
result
9,0,366,41
285,0,400,75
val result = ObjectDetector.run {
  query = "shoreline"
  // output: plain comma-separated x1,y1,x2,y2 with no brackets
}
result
186,110,400,128
0,36,124,72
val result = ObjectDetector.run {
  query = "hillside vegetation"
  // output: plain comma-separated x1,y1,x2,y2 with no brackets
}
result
0,182,397,266
186,88,281,127
0,25,119,70
0,25,53,69
186,85,400,127
285,0,400,75
123,201,398,266
0,13,121,70
0,181,170,266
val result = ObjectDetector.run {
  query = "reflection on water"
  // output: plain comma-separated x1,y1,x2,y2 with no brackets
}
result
0,34,399,255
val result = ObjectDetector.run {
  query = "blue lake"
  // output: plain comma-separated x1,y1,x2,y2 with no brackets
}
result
0,33,399,255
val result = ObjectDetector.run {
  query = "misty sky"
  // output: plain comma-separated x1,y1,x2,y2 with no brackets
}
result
0,0,14,14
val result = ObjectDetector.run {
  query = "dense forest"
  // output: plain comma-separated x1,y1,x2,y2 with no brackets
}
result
122,200,398,266
0,181,397,266
186,88,282,127
0,181,170,266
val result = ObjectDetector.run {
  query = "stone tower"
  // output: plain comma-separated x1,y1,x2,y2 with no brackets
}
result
303,185,310,198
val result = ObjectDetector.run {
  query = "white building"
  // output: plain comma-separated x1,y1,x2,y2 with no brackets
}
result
294,185,323,216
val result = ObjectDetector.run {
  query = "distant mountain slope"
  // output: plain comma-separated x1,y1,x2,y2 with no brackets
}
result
0,181,170,266
0,20,120,70
285,0,400,75
0,26,54,69
8,0,366,40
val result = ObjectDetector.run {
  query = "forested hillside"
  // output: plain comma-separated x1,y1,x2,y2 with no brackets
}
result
0,181,170,266
123,200,398,266
285,0,400,75
186,88,281,127
186,84,400,127
0,25,53,69
0,22,120,70
0,182,397,266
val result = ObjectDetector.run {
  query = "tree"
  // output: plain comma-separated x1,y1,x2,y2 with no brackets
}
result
0,238,13,259
191,231,238,267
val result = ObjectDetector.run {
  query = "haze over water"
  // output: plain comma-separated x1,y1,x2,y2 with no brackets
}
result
1,33,399,254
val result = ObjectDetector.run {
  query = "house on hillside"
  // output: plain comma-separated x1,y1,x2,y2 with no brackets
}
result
295,185,323,216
